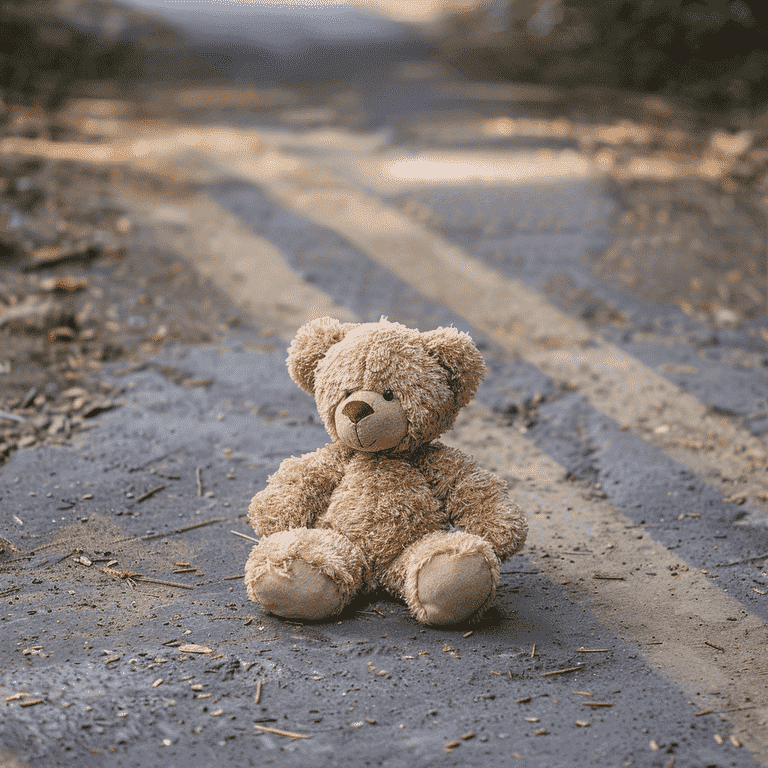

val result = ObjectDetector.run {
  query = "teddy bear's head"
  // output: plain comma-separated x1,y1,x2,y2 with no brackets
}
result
286,317,487,453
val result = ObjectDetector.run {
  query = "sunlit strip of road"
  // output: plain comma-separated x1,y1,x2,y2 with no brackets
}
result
348,150,593,192
231,131,595,192
114,175,358,339
445,400,768,762
209,142,768,522
166,121,732,188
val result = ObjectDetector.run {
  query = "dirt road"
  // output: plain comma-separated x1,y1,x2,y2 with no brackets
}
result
2,21,768,768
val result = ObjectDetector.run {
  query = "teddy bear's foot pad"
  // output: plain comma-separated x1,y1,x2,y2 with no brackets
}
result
254,560,343,620
417,553,493,625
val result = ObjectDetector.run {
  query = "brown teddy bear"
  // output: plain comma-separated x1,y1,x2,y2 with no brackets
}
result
244,317,527,625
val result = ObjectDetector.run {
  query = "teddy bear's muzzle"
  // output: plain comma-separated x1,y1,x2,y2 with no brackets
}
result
335,390,408,452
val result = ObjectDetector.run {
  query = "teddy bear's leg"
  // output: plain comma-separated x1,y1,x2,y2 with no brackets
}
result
244,527,365,620
383,531,500,625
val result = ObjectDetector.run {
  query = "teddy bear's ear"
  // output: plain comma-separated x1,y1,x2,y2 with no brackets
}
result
287,317,358,395
421,326,487,409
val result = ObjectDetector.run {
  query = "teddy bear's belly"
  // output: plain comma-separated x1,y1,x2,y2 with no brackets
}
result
316,457,445,570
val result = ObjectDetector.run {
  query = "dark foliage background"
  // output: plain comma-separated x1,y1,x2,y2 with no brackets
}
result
435,0,768,113
0,0,232,135
4,0,768,126
0,0,147,114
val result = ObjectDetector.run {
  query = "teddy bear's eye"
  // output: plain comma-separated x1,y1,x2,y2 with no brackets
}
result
383,389,395,401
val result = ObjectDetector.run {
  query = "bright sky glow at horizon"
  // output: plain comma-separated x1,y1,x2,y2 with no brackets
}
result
120,0,465,22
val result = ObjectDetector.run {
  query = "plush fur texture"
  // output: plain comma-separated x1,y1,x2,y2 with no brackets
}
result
244,317,528,625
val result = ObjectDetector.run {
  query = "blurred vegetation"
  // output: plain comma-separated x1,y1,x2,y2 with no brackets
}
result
0,0,206,137
437,0,768,113
0,1,143,113
3,0,767,135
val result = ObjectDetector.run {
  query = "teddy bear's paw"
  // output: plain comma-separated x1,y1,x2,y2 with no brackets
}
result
416,553,494,625
253,560,344,621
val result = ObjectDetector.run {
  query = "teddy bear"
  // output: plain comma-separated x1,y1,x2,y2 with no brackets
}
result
244,317,527,625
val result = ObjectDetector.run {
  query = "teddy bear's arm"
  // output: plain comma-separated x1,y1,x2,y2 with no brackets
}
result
248,443,348,536
416,443,527,561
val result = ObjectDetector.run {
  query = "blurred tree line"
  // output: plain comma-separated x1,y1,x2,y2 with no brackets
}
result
3,0,767,129
0,0,147,115
0,0,225,138
439,0,768,112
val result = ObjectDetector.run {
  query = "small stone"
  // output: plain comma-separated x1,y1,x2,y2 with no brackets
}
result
177,644,213,654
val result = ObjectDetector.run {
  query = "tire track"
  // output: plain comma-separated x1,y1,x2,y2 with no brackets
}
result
399,184,768,434
115,175,358,340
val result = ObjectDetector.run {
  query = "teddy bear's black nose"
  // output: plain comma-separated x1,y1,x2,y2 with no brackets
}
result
342,400,374,424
